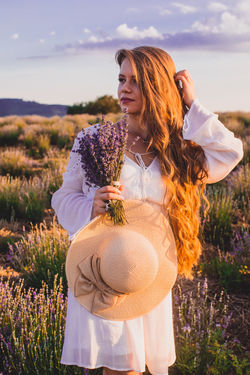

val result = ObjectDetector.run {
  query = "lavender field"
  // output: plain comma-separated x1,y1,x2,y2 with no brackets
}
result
0,111,249,375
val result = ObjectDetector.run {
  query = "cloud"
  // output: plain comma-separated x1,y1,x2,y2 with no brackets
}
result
11,33,19,40
53,29,250,55
83,28,91,34
116,24,163,40
191,10,250,35
207,2,227,13
219,11,250,34
236,0,250,14
172,2,197,14
158,7,172,16
88,35,99,43
23,11,250,61
50,31,56,36
23,27,250,61
86,34,112,43
191,21,211,33
40,39,45,44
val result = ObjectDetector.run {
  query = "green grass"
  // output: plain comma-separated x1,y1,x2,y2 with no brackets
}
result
7,218,70,294
200,186,235,251
0,275,85,375
0,148,35,177
170,279,249,374
0,110,249,375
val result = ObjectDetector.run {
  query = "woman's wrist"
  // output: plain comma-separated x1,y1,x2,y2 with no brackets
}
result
185,97,196,110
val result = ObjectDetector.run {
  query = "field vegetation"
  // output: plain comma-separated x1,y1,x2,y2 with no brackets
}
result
0,110,249,375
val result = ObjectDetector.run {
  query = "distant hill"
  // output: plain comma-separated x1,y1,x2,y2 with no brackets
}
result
0,98,68,117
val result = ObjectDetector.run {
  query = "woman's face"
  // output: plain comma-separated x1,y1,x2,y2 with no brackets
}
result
117,57,143,115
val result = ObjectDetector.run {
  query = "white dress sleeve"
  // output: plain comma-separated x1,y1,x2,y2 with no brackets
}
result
51,130,96,240
182,98,244,184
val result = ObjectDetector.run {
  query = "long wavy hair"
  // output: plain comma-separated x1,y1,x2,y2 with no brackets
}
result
116,46,210,278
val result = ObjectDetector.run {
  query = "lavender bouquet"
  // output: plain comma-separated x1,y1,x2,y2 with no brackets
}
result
72,115,128,225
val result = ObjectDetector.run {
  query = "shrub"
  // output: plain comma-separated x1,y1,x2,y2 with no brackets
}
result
67,95,121,115
0,275,84,374
0,125,21,146
8,218,70,295
0,148,34,178
226,164,249,223
200,231,250,292
21,125,41,146
171,278,249,374
200,186,235,251
20,125,51,158
218,112,250,136
13,118,27,131
27,134,50,158
1,276,248,375
48,120,76,149
218,116,245,137
7,218,69,294
42,148,69,170
37,134,50,155
241,134,250,166
0,175,47,223
0,165,65,224
65,113,97,128
22,114,50,126
42,164,64,202
0,220,21,254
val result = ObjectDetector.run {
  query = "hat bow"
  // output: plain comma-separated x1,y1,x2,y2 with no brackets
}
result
74,254,127,313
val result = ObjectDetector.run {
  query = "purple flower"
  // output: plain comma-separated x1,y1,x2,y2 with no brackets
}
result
73,115,128,190
72,114,128,225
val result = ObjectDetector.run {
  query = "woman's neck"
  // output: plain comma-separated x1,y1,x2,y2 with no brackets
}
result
127,114,148,140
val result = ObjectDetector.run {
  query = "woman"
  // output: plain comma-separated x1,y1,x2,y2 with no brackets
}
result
51,46,243,375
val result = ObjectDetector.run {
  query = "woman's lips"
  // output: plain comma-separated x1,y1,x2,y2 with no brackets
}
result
121,98,134,104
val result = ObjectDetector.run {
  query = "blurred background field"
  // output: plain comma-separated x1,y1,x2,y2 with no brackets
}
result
0,111,249,375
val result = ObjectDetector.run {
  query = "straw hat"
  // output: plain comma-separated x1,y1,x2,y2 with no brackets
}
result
66,199,178,320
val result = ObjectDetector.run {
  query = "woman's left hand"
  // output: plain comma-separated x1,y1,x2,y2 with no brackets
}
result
174,70,196,109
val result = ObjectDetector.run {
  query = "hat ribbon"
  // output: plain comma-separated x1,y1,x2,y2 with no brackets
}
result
74,254,127,313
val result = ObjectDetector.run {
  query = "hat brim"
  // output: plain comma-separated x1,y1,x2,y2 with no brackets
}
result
66,199,178,320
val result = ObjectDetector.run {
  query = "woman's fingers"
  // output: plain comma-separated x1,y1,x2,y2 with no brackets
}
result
91,184,125,219
97,185,122,194
99,192,124,201
95,185,124,201
95,200,106,208
175,70,192,80
175,72,192,90
174,70,196,108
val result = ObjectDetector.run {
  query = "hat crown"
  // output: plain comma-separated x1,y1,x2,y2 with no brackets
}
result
66,199,178,320
99,230,159,294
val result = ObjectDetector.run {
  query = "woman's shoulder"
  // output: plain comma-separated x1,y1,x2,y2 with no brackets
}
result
76,123,100,140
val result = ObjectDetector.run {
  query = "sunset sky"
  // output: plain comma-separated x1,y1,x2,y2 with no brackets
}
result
1,0,250,111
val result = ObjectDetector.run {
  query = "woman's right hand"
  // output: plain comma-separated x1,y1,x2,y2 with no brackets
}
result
90,185,124,220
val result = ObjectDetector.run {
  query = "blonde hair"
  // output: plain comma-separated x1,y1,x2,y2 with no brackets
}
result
116,46,209,278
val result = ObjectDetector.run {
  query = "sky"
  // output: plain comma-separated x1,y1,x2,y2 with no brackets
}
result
1,0,250,112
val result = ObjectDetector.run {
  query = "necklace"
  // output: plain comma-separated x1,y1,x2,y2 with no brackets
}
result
125,148,155,156
126,134,155,156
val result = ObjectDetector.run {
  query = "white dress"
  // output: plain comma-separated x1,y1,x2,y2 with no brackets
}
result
51,98,243,375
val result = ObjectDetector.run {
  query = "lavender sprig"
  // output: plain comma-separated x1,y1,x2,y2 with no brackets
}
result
72,114,128,225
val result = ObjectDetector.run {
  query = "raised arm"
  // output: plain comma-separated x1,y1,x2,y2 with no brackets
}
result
182,98,244,184
51,130,96,240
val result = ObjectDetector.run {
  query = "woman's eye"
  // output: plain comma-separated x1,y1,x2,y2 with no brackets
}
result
118,77,137,85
